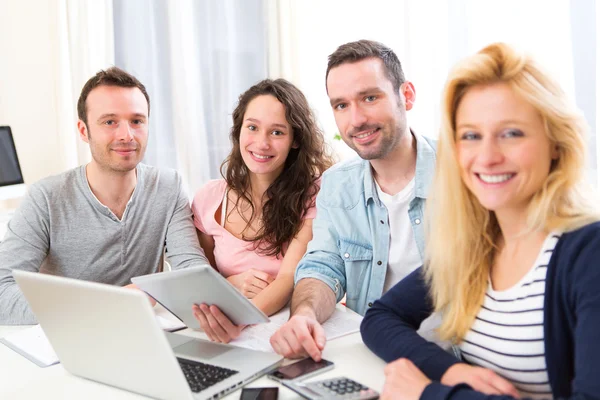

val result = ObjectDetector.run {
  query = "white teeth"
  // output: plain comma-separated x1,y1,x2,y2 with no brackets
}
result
251,152,272,160
478,173,514,183
355,129,376,139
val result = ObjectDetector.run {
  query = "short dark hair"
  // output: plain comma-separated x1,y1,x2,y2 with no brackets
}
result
326,40,406,92
77,66,150,126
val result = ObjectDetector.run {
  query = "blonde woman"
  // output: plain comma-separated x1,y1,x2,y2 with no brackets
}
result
361,43,600,400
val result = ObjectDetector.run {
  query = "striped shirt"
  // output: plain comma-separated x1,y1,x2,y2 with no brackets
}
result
459,232,561,399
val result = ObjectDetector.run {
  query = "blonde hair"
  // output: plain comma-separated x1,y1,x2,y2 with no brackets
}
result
425,42,598,343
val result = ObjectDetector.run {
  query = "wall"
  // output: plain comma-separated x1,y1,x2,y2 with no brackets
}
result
0,0,596,183
0,1,69,183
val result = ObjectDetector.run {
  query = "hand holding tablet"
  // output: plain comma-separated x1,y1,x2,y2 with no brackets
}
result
131,265,270,330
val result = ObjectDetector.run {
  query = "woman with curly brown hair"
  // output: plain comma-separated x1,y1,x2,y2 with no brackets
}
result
191,79,334,343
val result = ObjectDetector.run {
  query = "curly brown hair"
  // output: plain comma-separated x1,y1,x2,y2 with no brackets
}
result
222,79,334,258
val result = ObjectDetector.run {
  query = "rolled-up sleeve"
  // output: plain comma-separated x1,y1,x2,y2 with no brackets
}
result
294,175,347,302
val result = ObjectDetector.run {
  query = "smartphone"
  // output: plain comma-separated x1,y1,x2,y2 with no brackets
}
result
240,387,279,400
267,358,334,382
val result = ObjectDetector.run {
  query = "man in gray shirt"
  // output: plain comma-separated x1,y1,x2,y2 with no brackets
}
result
0,67,208,324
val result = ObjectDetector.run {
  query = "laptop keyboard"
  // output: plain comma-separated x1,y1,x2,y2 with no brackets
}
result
177,358,238,393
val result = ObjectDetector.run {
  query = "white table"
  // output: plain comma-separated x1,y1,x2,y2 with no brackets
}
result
0,325,386,399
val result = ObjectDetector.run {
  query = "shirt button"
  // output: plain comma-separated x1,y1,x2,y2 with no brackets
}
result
380,220,384,224
377,261,382,265
414,218,421,225
368,302,373,307
344,253,350,259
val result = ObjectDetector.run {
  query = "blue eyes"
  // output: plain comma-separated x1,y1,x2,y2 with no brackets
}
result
502,129,524,138
334,96,377,110
460,129,524,140
460,132,480,141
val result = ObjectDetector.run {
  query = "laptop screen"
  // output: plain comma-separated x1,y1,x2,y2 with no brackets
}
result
0,126,24,187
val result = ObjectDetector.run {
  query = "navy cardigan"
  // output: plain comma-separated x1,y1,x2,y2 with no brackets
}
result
361,222,600,400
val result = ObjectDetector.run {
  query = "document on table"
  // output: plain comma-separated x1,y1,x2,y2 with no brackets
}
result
155,303,187,332
0,324,58,367
0,305,186,367
229,304,363,353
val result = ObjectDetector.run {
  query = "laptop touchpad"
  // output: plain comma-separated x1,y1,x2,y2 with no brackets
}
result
174,339,232,360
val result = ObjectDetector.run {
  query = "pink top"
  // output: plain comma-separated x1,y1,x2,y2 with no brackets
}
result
191,179,317,278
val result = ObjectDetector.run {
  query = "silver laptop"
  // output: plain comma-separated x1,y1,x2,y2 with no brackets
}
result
13,270,283,400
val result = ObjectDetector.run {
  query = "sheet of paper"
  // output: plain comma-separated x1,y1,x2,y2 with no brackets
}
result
1,306,186,367
322,307,365,339
155,304,186,332
229,305,363,353
156,315,185,332
1,324,59,367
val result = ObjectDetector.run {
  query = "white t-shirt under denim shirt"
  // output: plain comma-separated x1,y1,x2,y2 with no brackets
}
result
375,178,422,293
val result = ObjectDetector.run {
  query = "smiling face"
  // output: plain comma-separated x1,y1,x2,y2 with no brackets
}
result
78,85,149,173
239,94,296,181
456,82,558,215
326,57,414,160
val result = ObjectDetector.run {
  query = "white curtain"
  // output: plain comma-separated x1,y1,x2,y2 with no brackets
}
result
268,0,597,184
56,0,115,169
0,0,113,184
5,0,593,189
112,0,268,195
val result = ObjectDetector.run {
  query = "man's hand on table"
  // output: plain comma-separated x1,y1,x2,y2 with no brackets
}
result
270,313,326,361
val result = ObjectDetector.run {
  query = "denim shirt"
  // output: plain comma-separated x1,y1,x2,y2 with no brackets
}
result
295,132,437,316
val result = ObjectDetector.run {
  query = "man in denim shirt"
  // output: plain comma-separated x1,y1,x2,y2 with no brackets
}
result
270,40,437,360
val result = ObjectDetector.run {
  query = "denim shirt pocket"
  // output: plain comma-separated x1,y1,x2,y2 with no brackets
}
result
338,239,373,300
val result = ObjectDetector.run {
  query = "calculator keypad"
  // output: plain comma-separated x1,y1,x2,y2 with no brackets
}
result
304,377,378,399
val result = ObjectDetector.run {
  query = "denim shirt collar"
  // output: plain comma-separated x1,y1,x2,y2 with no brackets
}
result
363,130,436,207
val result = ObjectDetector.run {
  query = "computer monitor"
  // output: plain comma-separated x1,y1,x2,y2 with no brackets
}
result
0,126,26,201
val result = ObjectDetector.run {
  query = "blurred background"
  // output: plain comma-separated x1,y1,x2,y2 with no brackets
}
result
0,0,597,196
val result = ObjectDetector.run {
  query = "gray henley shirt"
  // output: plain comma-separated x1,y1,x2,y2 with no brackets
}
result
0,163,208,324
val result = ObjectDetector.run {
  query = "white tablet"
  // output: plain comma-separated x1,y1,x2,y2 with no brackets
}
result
131,265,269,329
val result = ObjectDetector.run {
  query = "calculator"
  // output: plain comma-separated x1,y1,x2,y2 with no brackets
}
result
282,376,379,400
